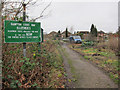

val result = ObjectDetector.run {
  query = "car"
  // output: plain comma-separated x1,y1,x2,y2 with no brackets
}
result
62,38,70,42
69,36,82,44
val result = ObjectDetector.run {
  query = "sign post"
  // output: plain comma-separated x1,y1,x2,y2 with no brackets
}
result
38,42,41,53
4,20,41,57
38,28,43,53
23,3,26,57
4,4,41,57
41,28,44,42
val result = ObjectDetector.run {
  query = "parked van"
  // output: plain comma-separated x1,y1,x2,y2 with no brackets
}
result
69,36,82,44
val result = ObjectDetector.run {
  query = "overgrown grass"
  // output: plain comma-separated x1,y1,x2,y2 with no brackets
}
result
2,40,66,88
83,48,97,54
59,43,77,83
97,37,118,52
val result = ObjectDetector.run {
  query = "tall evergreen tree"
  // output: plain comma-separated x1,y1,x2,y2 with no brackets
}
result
65,28,68,38
90,24,94,35
57,30,61,37
90,24,97,37
94,26,98,37
58,30,60,34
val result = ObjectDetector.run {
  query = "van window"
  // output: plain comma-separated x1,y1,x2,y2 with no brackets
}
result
73,36,81,39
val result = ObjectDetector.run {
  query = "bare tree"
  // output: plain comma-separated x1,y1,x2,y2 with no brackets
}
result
1,0,52,21
30,1,52,21
69,26,74,34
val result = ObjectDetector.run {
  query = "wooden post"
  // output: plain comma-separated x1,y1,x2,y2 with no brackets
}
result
23,3,26,57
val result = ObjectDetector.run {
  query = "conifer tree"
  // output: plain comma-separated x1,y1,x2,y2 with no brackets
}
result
58,30,60,34
90,24,97,37
65,28,68,38
90,24,94,35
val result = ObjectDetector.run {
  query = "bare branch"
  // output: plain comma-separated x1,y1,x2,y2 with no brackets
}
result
15,0,33,17
2,0,52,21
30,1,52,21
14,3,23,17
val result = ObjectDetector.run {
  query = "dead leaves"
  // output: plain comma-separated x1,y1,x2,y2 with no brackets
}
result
3,41,66,88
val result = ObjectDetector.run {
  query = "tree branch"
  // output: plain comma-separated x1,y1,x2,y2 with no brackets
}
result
30,1,52,21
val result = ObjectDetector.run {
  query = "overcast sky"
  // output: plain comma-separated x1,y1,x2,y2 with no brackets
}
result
27,0,119,34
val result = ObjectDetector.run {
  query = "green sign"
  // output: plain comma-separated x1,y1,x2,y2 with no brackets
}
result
4,20,41,43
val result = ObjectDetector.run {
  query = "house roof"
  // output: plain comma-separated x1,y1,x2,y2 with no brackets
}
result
78,31,89,33
49,31,57,35
98,30,105,34
62,31,72,34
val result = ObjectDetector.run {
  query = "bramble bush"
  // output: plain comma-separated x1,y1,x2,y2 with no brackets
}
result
2,40,65,88
97,37,118,52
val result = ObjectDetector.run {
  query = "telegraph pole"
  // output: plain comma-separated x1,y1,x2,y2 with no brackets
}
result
23,3,26,57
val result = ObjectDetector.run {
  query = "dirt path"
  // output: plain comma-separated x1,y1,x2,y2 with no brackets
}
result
61,42,118,88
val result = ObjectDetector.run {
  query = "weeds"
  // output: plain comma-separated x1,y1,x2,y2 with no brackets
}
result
2,40,66,88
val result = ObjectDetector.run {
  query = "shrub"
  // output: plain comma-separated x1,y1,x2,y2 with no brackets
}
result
97,37,118,52
81,41,94,47
107,38,118,51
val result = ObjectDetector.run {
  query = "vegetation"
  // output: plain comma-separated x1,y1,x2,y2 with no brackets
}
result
90,24,98,37
2,40,66,88
56,30,61,40
60,45,77,83
97,38,118,52
88,24,98,41
81,40,94,47
58,30,61,34
69,38,119,84
65,28,68,38
77,33,83,39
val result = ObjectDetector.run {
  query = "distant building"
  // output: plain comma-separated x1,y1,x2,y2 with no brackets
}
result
48,31,57,37
97,30,108,42
77,31,89,35
45,31,57,40
97,30,105,37
49,31,57,35
108,33,119,39
61,31,72,38
76,31,89,39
